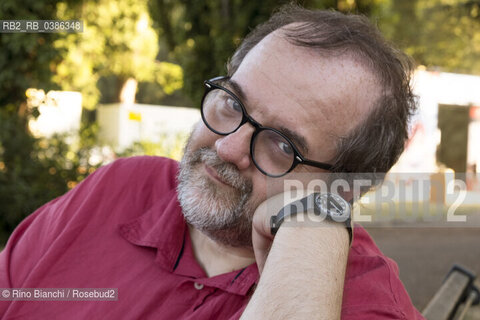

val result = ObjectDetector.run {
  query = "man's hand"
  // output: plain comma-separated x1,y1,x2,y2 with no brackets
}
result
251,190,311,274
243,190,351,319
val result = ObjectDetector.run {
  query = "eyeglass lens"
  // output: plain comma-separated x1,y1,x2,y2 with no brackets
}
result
202,87,295,176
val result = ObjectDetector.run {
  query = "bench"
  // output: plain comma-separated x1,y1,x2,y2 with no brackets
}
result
422,265,480,320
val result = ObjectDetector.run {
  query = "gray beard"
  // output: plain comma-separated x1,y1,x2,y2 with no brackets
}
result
177,147,254,247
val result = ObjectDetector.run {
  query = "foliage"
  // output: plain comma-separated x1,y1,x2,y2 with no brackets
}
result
54,0,184,109
0,0,66,107
0,106,102,245
0,0,184,245
379,0,480,74
118,132,189,161
0,0,73,245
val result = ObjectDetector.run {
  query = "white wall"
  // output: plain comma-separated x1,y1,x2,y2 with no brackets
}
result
394,69,480,173
28,91,82,138
97,103,200,150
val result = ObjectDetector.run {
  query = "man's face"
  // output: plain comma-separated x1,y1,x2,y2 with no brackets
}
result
178,29,380,248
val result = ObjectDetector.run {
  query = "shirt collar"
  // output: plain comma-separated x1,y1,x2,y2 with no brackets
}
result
118,188,186,270
118,188,258,296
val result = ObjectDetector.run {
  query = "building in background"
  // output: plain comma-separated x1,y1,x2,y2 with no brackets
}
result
385,69,480,206
97,103,200,150
395,68,480,180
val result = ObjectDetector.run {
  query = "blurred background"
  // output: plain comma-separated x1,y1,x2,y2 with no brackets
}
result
1,0,480,316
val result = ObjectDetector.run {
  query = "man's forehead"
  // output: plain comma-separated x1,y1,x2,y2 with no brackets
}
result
229,31,381,160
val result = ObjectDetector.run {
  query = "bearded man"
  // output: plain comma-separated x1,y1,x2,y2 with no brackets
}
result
0,5,423,319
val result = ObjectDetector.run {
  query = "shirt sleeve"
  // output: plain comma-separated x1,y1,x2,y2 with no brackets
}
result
0,156,176,316
0,161,112,284
0,159,125,317
0,156,183,319
341,226,425,320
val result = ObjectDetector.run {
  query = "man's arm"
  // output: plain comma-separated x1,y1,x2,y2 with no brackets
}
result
241,192,350,319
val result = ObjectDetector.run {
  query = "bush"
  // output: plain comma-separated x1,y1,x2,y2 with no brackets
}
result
0,107,102,246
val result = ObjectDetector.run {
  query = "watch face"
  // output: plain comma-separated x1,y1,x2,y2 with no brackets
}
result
314,193,350,221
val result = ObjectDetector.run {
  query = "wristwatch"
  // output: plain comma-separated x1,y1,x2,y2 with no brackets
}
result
270,193,353,244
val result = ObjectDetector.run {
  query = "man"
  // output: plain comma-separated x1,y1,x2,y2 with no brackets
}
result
0,5,423,319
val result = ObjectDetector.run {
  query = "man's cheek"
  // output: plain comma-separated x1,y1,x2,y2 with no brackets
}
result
250,182,270,213
263,178,288,198
186,122,212,150
196,122,219,141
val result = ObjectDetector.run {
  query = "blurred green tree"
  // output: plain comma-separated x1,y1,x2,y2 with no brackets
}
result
0,0,95,245
0,0,186,246
54,0,183,110
379,0,480,74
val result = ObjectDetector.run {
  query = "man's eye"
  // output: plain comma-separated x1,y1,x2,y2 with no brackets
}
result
278,141,293,155
226,97,242,112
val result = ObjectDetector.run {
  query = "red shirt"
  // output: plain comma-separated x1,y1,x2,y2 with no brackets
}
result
0,156,424,319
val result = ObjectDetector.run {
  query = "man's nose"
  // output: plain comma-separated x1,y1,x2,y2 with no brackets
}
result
215,124,254,171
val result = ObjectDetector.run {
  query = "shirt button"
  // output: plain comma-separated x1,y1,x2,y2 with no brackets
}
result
194,282,204,290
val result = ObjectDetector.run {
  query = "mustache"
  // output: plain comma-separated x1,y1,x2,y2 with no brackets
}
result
187,147,252,193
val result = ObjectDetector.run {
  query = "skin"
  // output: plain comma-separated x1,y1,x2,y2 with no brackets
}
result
188,27,380,276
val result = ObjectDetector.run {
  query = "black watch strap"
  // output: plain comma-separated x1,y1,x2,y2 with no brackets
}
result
270,193,353,245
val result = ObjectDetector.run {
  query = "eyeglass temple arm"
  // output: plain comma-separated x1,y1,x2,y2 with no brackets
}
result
206,76,229,84
300,158,334,171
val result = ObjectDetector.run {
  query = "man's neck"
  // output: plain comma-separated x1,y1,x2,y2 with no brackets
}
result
188,224,256,277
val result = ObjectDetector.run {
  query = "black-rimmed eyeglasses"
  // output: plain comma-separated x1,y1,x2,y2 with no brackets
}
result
200,76,333,177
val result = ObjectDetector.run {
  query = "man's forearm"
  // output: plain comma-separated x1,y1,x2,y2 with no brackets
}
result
241,222,350,319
